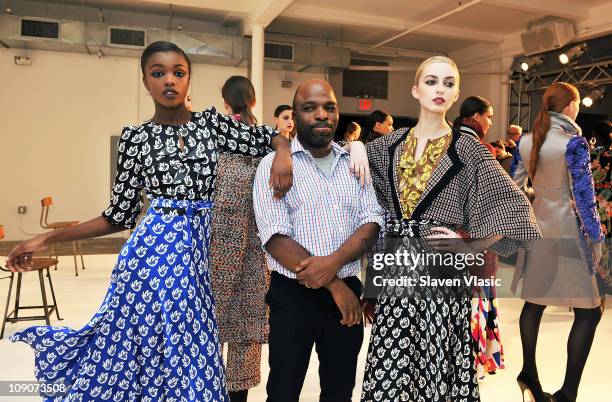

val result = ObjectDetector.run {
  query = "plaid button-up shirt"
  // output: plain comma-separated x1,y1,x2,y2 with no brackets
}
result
253,139,385,279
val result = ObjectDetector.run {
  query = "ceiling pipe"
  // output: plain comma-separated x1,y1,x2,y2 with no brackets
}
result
266,31,441,59
363,0,487,53
459,54,509,68
457,46,523,68
347,65,508,75
347,65,420,71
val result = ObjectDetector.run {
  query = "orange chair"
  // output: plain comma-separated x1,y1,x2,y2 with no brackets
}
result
40,196,85,276
0,225,62,339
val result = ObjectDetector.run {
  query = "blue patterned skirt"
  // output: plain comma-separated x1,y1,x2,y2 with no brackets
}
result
11,198,228,402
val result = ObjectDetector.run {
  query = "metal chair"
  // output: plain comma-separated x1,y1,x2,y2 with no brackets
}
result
0,225,62,339
40,196,85,276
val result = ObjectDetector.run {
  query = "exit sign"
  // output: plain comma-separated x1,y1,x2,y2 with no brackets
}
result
357,98,373,111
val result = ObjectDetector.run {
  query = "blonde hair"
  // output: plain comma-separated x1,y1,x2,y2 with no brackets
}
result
508,124,523,135
414,56,460,86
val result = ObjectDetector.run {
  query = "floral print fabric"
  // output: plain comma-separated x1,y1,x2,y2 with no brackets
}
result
102,107,276,229
12,199,228,401
397,129,452,218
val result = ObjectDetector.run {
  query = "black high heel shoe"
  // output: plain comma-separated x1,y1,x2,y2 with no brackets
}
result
551,390,572,402
517,372,552,402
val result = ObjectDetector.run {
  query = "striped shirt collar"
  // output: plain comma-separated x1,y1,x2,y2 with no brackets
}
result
291,137,349,157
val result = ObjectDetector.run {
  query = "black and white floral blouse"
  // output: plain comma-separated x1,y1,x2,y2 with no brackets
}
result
102,106,277,228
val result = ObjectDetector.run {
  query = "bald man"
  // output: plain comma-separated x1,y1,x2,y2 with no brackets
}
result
253,80,384,402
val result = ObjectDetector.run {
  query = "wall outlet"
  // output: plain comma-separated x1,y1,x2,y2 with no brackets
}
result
18,205,27,214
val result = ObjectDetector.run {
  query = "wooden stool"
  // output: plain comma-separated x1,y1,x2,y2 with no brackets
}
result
40,196,85,276
0,226,62,339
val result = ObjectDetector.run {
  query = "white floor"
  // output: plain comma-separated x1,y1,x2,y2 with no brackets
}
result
0,255,610,402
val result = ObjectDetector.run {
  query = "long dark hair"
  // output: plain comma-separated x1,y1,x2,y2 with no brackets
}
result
363,110,391,142
140,41,191,75
531,82,579,179
344,121,361,142
452,96,491,138
221,76,257,125
274,104,292,118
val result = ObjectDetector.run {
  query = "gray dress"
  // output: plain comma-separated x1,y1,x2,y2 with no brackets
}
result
511,112,603,308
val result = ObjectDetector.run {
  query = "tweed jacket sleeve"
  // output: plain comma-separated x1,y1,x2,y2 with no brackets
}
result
463,138,541,256
366,128,410,216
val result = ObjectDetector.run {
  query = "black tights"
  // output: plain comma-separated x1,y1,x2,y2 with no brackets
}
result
520,301,602,401
229,390,248,402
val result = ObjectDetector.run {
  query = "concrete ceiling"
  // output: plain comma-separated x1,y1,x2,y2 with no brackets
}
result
14,0,612,60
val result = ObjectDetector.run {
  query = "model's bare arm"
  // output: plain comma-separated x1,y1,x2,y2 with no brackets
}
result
6,216,125,272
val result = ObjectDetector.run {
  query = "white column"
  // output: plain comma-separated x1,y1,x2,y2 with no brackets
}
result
251,24,265,123
500,55,514,130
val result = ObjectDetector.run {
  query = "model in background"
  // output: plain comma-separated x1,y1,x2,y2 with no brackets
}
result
273,104,295,140
210,75,270,402
454,96,496,156
363,109,394,143
361,56,540,402
338,121,362,146
5,41,294,401
454,95,506,379
511,82,604,402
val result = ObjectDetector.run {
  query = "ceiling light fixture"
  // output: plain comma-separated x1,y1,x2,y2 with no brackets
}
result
520,56,543,72
559,43,587,65
582,87,605,108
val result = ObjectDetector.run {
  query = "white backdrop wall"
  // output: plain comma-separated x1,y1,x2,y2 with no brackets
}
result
450,43,511,142
1,49,142,242
261,69,325,127
0,49,228,240
0,48,325,241
451,61,509,142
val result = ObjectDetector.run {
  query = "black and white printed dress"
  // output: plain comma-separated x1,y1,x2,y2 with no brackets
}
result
11,107,276,401
361,128,541,402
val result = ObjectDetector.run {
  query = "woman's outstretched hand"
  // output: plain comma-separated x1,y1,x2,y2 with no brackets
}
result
345,141,371,186
426,227,502,254
425,227,473,254
6,234,50,272
6,216,124,272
